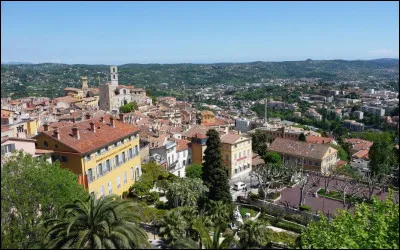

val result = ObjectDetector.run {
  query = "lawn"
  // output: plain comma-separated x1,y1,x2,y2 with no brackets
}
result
239,206,259,218
317,189,370,204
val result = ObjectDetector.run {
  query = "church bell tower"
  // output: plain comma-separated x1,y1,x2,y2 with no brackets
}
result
110,65,118,86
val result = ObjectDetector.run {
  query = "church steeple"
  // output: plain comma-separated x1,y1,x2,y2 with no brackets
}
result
110,66,118,86
81,76,88,96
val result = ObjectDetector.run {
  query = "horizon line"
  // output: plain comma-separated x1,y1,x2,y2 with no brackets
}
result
1,57,399,66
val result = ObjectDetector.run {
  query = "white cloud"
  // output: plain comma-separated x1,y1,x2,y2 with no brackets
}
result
368,48,399,58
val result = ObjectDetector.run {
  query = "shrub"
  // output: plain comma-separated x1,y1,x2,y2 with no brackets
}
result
266,191,280,200
249,192,259,200
155,201,167,209
146,191,159,205
299,204,312,212
275,220,304,233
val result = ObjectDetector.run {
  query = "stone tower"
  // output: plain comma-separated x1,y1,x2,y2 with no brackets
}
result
81,76,88,96
110,66,118,86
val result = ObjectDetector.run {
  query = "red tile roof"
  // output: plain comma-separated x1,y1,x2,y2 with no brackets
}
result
306,135,334,144
175,139,190,152
34,115,140,154
268,138,336,160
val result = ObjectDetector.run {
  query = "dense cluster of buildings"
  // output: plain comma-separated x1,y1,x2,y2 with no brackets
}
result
2,65,397,199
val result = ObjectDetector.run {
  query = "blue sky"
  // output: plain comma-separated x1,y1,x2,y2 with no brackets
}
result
1,1,399,64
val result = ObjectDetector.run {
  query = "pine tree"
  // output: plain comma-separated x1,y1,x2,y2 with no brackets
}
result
201,129,232,204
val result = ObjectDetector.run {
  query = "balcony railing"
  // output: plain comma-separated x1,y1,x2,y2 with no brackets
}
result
167,160,179,171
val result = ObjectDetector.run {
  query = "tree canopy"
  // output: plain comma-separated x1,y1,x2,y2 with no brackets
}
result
119,101,138,113
44,193,149,249
185,164,203,179
1,152,88,249
300,190,399,249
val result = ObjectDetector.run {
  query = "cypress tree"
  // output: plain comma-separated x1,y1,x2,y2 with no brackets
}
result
201,129,232,204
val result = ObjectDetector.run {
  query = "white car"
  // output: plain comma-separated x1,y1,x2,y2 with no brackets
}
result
233,182,247,191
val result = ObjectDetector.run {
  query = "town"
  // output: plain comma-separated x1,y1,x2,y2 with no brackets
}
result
2,63,399,248
2,1,399,249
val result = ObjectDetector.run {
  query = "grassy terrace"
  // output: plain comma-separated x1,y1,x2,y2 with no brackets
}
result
317,188,372,204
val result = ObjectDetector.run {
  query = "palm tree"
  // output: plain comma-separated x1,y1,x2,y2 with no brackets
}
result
44,193,149,249
238,220,269,249
158,209,187,244
192,219,237,249
206,200,232,228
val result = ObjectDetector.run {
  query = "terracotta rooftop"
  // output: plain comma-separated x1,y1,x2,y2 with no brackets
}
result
220,133,249,144
345,138,373,151
175,139,190,152
53,96,80,104
34,114,140,154
352,149,369,160
201,110,215,116
306,135,334,144
268,138,336,160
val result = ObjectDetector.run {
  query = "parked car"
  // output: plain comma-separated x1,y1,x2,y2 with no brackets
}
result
233,182,247,191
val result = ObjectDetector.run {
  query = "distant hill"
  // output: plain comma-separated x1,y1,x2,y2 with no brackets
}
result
1,62,34,65
1,58,398,99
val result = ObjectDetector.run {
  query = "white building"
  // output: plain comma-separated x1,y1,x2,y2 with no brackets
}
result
99,66,152,112
235,118,251,133
354,111,364,120
361,105,385,117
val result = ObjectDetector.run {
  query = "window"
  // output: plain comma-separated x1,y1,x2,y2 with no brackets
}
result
106,159,111,171
118,154,123,165
122,152,126,163
247,149,250,157
100,185,105,198
135,145,139,155
123,172,127,184
108,182,112,194
102,162,108,175
55,144,58,149
86,169,94,183
129,148,133,159
114,155,118,168
1,144,16,155
97,164,102,178
226,154,229,161
178,171,180,177
61,156,68,162
117,177,121,188
234,153,237,160
44,141,48,147
183,160,186,166
130,167,134,180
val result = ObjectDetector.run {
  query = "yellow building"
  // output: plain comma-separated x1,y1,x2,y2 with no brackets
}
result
220,133,252,178
191,131,252,179
268,138,338,173
201,110,216,125
33,114,141,198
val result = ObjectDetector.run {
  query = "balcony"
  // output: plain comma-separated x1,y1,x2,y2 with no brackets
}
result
167,160,179,171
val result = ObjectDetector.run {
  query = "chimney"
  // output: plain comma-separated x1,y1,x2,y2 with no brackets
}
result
119,113,124,122
72,125,80,139
110,116,115,128
100,116,104,123
43,123,49,131
90,122,96,133
53,127,60,139
85,113,91,120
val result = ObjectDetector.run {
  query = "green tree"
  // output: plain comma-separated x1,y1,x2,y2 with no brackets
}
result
201,129,232,204
119,101,138,113
44,193,150,249
192,221,237,249
159,209,188,244
251,130,269,157
1,152,88,249
262,152,282,166
238,220,269,249
299,132,306,141
206,200,233,230
185,164,203,179
369,141,397,176
166,178,209,208
300,190,399,249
